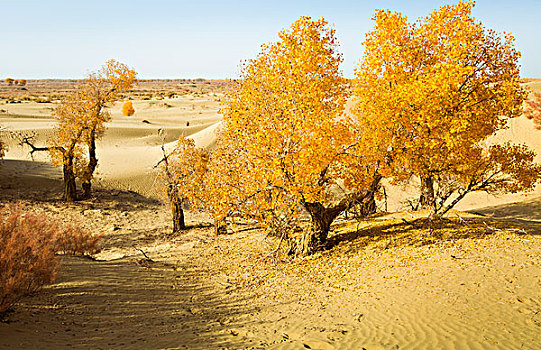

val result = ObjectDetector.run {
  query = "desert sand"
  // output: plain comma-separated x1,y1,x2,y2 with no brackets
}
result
0,83,540,349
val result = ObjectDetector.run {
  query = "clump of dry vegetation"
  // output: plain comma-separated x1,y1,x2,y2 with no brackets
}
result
0,204,101,316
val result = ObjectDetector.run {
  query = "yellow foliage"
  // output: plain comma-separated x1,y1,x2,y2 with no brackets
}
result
203,16,380,254
163,135,209,207
353,0,540,214
48,59,137,199
122,101,135,116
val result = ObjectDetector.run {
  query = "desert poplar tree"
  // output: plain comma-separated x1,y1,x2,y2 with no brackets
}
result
23,60,137,201
158,136,209,233
353,0,540,216
77,60,137,198
205,17,381,255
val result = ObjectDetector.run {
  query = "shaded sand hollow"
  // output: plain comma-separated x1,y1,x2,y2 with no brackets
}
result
0,90,540,349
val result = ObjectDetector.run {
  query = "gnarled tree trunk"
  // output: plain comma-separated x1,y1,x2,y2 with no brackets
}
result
419,175,435,211
81,131,98,199
300,202,342,255
298,174,383,256
360,191,377,216
63,156,77,201
169,187,185,233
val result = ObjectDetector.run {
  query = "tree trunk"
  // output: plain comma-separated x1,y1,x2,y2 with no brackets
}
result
170,192,185,233
299,202,341,256
81,182,91,199
360,191,377,216
81,133,98,199
63,158,77,201
297,174,383,256
215,220,227,235
419,175,435,211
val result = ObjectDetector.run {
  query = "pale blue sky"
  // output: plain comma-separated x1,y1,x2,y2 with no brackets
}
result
2,0,540,79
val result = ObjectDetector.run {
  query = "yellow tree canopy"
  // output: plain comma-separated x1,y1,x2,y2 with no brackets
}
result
166,136,209,206
49,60,137,183
207,17,348,220
122,101,135,116
353,0,539,214
205,17,380,254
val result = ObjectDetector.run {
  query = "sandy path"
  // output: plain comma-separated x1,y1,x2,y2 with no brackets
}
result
0,256,257,350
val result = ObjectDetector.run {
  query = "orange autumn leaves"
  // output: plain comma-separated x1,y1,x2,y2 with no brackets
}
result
49,59,137,200
353,0,540,215
204,17,356,226
122,101,135,116
168,3,540,253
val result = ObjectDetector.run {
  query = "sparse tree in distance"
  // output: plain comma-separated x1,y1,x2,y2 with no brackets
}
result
18,79,26,86
353,0,540,217
78,60,137,198
4,78,13,86
158,135,208,233
23,60,137,201
207,17,381,255
122,101,135,116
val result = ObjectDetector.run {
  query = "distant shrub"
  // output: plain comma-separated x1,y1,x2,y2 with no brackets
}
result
0,204,102,315
122,101,135,116
19,79,27,86
4,78,13,86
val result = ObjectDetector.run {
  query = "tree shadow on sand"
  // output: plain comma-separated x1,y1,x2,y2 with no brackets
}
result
470,196,541,234
0,159,161,212
325,211,540,254
0,256,260,349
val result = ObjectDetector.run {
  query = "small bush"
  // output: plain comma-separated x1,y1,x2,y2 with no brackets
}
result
0,204,102,315
121,101,135,116
0,205,59,314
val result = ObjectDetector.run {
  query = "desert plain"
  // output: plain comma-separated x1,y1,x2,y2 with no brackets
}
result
0,79,540,349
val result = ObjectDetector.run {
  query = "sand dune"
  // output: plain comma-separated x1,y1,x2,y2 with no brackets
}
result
0,97,222,198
